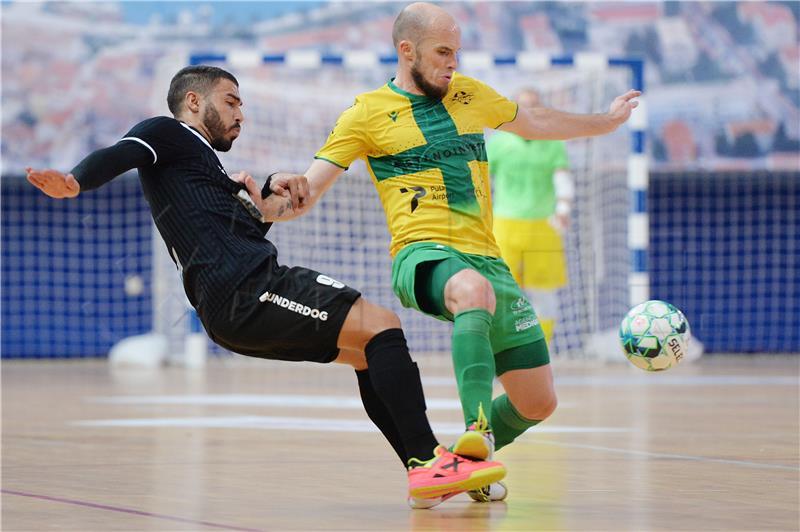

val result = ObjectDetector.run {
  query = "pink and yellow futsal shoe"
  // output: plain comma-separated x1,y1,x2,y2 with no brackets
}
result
406,445,506,501
453,406,495,461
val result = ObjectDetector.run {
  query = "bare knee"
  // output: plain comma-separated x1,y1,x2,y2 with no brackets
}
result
337,297,401,353
444,269,496,314
335,349,368,371
513,391,558,421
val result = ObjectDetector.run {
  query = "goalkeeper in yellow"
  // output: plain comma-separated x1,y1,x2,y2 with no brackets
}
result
488,88,574,344
240,2,639,507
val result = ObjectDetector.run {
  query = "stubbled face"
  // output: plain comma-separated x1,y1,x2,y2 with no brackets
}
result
409,23,461,100
202,78,243,152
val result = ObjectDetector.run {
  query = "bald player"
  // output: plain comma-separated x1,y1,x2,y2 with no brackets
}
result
240,2,640,507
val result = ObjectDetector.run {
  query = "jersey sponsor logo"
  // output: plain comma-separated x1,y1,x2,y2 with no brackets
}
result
399,186,426,213
388,111,399,122
315,274,345,289
422,138,485,163
514,316,539,332
258,291,329,321
510,297,532,315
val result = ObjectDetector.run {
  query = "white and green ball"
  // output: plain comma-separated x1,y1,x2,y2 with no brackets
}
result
619,300,690,371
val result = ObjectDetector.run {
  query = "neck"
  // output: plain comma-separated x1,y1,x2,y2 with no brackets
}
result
393,68,423,96
178,115,213,144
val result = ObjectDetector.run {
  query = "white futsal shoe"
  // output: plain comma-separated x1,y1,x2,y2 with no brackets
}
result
467,480,508,502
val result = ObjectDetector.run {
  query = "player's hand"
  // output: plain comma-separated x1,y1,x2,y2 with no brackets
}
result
550,213,570,233
607,90,641,126
232,171,265,207
26,167,80,198
269,173,309,211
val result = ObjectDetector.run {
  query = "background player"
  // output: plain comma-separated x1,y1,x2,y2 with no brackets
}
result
236,2,639,505
488,88,575,344
25,64,506,505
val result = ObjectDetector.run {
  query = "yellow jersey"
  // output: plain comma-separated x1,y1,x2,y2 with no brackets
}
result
316,72,517,257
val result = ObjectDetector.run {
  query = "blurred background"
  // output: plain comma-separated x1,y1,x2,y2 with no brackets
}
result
2,1,798,360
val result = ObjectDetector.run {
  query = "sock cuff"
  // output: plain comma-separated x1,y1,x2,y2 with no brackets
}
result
495,394,540,430
454,308,493,333
364,328,407,362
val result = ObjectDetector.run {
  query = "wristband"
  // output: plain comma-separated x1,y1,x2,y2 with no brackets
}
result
261,173,278,199
555,199,571,216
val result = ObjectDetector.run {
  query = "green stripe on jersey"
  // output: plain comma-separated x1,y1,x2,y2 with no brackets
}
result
368,95,486,212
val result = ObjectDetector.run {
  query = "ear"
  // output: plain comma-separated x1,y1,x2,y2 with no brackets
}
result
398,40,415,62
184,91,202,114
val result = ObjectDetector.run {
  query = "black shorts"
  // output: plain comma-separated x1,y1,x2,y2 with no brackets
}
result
200,258,361,363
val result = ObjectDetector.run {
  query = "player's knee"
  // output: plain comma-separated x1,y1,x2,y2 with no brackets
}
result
335,349,368,371
339,298,402,353
514,390,558,421
445,269,496,314
359,299,401,335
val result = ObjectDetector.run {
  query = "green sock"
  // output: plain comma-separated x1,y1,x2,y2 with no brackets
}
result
452,308,495,427
491,393,541,451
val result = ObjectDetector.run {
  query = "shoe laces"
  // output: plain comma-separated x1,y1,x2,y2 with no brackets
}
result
470,485,492,502
407,446,444,470
470,403,491,436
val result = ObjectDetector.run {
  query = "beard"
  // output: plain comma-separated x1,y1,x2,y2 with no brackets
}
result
203,103,238,152
410,60,448,101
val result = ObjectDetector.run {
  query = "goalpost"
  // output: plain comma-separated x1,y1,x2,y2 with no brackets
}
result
140,51,646,366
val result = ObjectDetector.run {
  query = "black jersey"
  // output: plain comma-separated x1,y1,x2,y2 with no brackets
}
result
120,116,276,313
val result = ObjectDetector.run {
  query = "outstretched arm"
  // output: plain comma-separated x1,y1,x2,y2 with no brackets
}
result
500,89,641,140
27,141,154,199
236,159,345,222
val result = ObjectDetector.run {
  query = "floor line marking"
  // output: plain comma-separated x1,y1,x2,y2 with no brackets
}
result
71,415,626,434
0,489,262,532
86,394,575,410
521,439,799,472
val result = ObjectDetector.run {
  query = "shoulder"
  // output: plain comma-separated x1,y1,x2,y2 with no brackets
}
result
349,87,386,114
121,116,198,163
126,116,184,138
352,83,406,113
333,92,372,127
450,72,493,94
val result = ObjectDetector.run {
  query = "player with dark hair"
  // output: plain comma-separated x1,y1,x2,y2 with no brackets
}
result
236,2,640,507
26,64,506,505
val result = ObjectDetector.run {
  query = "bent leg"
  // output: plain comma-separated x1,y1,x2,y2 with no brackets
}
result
336,297,438,464
493,360,557,451
443,267,497,428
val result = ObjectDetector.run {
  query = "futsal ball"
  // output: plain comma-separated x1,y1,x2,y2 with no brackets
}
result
619,300,690,371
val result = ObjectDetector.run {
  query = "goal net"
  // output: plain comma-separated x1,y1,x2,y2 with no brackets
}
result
147,52,634,364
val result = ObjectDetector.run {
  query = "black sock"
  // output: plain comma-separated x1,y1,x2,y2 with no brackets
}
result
365,328,438,465
355,369,407,466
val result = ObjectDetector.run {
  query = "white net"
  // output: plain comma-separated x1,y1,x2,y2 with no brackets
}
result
150,56,631,362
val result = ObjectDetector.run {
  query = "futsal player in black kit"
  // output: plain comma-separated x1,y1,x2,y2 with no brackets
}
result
26,65,505,506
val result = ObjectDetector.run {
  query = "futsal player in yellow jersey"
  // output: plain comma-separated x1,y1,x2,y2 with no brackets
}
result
240,2,640,507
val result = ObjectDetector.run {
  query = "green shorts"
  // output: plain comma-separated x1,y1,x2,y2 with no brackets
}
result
391,242,549,375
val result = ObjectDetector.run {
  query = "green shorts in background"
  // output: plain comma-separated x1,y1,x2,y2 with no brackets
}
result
392,242,549,373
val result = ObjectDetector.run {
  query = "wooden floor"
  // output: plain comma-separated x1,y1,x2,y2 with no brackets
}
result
2,355,798,531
